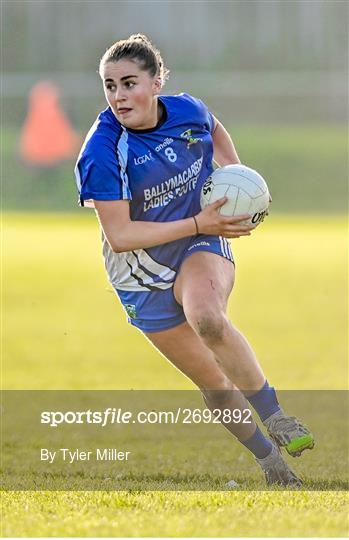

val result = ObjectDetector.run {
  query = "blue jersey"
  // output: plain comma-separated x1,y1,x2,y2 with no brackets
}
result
74,93,215,292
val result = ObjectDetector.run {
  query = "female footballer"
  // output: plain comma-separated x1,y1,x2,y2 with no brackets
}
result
75,34,314,486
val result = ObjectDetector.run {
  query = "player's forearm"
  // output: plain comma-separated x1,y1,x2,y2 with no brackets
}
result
212,121,240,166
109,218,197,253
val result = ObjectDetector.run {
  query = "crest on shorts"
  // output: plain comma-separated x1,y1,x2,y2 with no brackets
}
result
124,304,137,319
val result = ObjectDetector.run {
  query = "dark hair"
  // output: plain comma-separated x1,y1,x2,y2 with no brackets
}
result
99,34,170,86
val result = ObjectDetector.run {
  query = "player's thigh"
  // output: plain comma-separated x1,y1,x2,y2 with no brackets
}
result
144,321,233,390
174,251,235,315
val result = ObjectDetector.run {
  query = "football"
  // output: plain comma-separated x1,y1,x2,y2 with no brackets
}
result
200,164,270,228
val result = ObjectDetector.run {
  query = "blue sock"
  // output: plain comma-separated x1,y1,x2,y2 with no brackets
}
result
246,380,281,422
241,425,273,459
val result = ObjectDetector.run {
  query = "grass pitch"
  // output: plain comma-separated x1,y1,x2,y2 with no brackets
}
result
2,212,348,537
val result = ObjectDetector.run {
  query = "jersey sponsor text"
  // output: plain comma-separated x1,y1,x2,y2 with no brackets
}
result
143,156,203,212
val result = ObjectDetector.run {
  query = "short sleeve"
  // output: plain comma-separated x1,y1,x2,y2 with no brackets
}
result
179,93,215,134
74,131,132,208
198,99,215,134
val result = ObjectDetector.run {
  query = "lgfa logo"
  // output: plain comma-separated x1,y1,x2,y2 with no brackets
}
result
134,151,154,166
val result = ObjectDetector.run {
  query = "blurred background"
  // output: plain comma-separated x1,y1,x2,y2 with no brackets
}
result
3,0,347,391
2,0,347,212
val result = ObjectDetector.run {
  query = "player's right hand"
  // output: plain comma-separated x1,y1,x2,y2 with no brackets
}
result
195,197,254,238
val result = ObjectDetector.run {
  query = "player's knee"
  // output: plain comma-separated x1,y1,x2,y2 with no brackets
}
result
192,311,226,347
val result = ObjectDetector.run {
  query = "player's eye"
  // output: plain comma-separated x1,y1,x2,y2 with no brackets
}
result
106,84,116,91
125,81,136,89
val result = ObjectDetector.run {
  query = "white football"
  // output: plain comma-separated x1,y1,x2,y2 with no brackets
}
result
200,164,270,228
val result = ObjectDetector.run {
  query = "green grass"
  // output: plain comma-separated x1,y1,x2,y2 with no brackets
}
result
2,491,348,537
2,212,348,537
4,212,347,390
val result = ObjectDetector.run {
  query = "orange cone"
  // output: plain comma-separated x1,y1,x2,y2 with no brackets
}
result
19,81,81,166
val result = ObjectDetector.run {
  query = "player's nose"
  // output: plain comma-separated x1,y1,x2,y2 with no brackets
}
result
115,86,127,102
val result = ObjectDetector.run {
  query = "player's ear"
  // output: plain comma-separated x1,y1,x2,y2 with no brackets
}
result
152,77,162,95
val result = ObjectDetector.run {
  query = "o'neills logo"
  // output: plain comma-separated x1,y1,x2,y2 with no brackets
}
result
155,138,174,152
188,241,210,250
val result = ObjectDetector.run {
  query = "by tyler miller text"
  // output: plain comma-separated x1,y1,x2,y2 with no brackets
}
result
41,448,131,464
